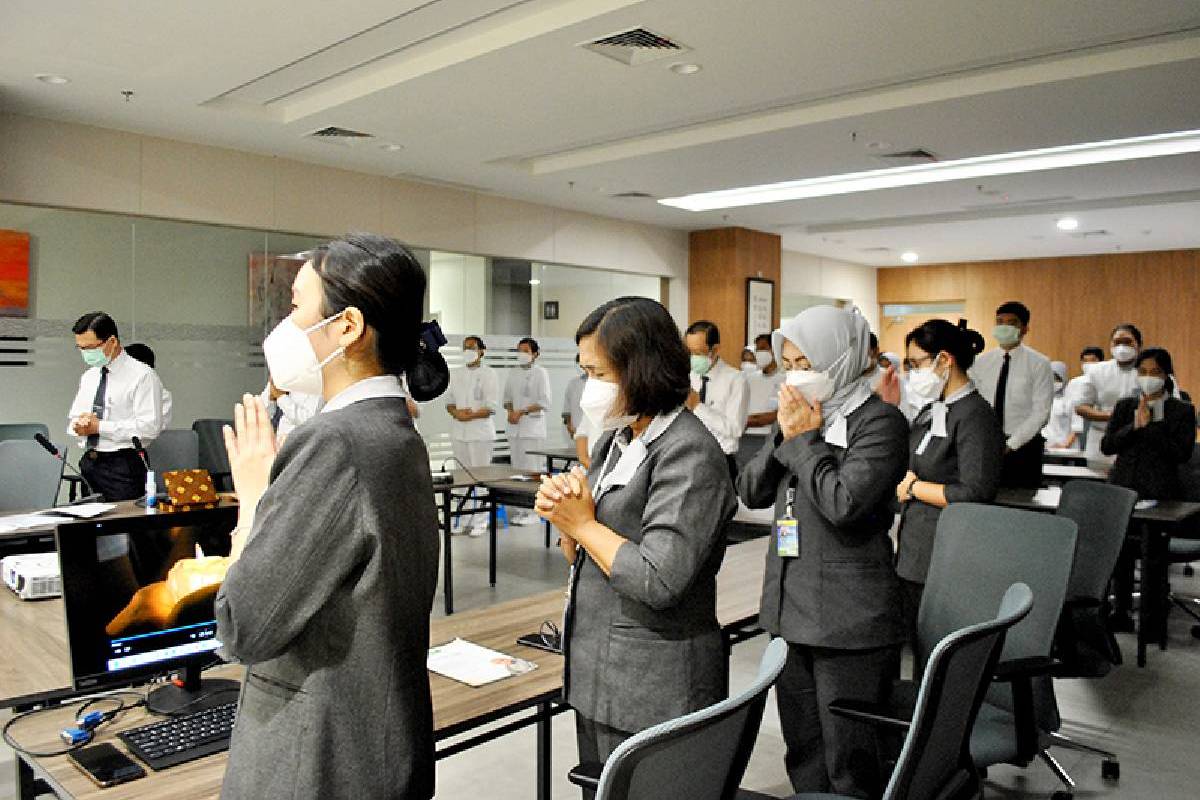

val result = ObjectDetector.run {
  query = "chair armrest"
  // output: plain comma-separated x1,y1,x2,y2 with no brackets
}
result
827,699,912,731
567,762,602,790
992,656,1059,682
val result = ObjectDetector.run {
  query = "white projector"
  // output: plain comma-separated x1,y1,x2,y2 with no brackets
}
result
2,552,62,600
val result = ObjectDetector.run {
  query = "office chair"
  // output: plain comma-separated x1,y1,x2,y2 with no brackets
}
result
743,583,1034,800
192,419,232,491
1169,444,1200,638
568,637,788,800
0,440,66,511
146,429,201,493
0,423,50,443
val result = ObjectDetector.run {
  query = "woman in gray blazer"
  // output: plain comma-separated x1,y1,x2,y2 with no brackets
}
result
737,306,908,798
535,297,737,777
215,235,449,799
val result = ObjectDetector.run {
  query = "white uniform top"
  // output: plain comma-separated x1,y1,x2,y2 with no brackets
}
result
446,364,501,443
1076,359,1139,463
1042,390,1075,448
563,374,585,430
743,369,784,436
67,350,165,451
504,363,553,439
690,359,749,455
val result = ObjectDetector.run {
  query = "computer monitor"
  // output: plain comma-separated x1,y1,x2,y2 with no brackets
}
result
56,506,240,714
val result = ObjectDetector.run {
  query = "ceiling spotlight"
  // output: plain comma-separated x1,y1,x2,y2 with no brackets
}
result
379,143,404,152
669,62,702,75
900,251,919,264
35,73,69,85
529,278,542,286
1056,217,1079,231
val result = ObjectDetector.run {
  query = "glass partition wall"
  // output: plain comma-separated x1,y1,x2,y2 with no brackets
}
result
0,202,665,468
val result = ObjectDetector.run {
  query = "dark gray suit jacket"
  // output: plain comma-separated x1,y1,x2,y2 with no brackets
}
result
564,410,736,733
737,395,908,650
1103,396,1196,500
216,398,439,800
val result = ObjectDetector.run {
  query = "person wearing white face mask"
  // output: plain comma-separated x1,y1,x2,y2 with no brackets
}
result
1076,324,1144,469
1042,361,1076,449
895,319,1003,650
445,335,501,535
533,296,736,777
1066,346,1105,452
737,306,909,797
737,337,786,468
1100,347,1196,631
216,233,449,799
684,320,749,478
968,301,1054,488
504,337,553,523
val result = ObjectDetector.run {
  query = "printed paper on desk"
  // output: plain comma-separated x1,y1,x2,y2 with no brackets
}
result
1033,487,1063,507
42,502,115,519
0,513,66,533
428,638,538,688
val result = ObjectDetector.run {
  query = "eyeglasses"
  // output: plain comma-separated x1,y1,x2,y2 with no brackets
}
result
539,620,562,651
904,355,936,371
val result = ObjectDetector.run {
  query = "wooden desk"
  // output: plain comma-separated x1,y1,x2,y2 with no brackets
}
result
994,488,1200,667
528,447,581,475
5,540,766,800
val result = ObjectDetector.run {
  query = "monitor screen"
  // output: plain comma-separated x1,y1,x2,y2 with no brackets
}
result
56,506,238,692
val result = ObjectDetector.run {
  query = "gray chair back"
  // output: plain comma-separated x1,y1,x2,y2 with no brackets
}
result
886,583,1033,800
192,419,232,491
0,440,66,511
595,638,788,800
0,423,50,443
1056,480,1137,602
146,430,201,493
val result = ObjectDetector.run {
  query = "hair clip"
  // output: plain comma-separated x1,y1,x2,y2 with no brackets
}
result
421,320,447,351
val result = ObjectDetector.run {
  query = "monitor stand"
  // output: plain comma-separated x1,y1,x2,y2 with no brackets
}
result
146,662,241,716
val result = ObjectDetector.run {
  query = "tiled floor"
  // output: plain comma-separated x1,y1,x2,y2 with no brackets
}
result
5,518,1200,798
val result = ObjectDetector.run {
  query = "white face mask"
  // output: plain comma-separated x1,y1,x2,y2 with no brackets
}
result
1112,344,1137,364
464,348,482,366
741,362,759,373
1137,375,1165,397
517,352,534,366
993,324,1022,348
262,313,344,396
754,350,773,369
785,369,836,404
906,360,949,407
579,378,636,432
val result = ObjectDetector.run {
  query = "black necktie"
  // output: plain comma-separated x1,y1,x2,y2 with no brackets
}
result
270,403,284,431
87,366,108,451
994,353,1010,430
700,375,709,404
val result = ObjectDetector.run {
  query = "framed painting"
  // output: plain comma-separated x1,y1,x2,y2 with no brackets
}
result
0,230,31,318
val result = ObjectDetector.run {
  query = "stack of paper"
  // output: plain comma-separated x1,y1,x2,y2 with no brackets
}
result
1032,487,1063,506
0,514,66,533
428,638,538,687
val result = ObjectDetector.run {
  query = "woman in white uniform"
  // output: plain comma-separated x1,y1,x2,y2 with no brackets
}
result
1075,324,1142,468
1042,361,1076,449
445,335,501,534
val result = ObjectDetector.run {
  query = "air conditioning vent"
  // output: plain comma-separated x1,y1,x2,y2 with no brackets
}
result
611,191,656,199
580,27,689,66
307,126,374,146
858,246,892,253
1069,229,1111,239
875,149,938,164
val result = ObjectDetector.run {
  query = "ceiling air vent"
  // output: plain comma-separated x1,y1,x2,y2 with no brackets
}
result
875,149,938,165
307,126,374,146
611,191,655,199
858,246,892,253
1069,229,1111,239
580,27,689,66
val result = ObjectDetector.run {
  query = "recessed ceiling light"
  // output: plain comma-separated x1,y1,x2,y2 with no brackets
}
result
660,128,1200,211
1056,217,1079,231
35,73,69,85
900,251,919,264
669,62,701,75
379,143,404,152
529,278,542,286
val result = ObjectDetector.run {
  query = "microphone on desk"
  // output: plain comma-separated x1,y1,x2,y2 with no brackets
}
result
33,433,97,500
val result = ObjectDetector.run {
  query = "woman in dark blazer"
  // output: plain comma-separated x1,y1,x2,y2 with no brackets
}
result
894,319,1004,646
737,306,909,798
534,297,736,778
216,235,449,799
1101,346,1196,629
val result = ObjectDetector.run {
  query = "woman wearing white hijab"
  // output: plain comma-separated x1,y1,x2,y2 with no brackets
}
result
737,306,908,797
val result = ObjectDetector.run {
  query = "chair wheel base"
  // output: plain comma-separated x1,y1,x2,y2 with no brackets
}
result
1051,792,1074,800
1101,759,1120,781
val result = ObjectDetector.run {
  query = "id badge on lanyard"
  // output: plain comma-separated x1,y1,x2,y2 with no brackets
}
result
776,483,800,558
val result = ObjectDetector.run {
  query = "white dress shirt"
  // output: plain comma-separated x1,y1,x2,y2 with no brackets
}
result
1075,359,1140,463
562,374,585,430
447,364,501,442
1041,390,1075,447
969,343,1054,450
261,385,324,442
504,364,553,439
743,369,784,436
322,375,406,414
690,359,749,455
161,387,174,429
67,350,165,452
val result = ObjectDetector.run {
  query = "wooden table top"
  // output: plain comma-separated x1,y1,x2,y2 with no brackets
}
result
994,488,1200,525
0,497,240,541
1042,463,1109,481
527,447,581,462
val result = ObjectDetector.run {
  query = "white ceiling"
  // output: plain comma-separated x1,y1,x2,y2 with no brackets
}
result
2,0,1200,266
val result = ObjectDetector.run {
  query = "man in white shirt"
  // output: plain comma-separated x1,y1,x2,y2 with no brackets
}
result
685,320,749,479
737,335,784,467
261,380,323,446
446,335,501,534
504,337,553,524
561,355,586,438
67,312,165,501
123,343,172,428
968,301,1054,488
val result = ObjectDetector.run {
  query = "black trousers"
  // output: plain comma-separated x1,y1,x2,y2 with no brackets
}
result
80,449,147,502
776,641,899,799
575,715,634,799
899,578,925,665
1000,435,1044,489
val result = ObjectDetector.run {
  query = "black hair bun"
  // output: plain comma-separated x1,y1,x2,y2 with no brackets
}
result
408,346,449,401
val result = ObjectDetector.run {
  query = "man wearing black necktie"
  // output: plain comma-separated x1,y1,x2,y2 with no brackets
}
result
67,312,165,501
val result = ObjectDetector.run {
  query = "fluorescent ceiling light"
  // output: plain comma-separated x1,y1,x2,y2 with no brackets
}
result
900,251,919,263
659,129,1200,212
1056,217,1080,231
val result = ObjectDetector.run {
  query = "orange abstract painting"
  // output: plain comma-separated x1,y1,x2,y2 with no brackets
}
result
0,230,31,318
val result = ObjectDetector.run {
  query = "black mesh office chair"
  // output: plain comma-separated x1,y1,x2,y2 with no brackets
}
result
191,419,232,491
0,423,50,443
1169,443,1200,638
146,429,201,493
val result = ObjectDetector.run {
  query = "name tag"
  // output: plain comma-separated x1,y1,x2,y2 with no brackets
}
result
914,430,934,456
776,518,800,558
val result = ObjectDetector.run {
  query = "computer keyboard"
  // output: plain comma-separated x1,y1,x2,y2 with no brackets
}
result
118,701,237,770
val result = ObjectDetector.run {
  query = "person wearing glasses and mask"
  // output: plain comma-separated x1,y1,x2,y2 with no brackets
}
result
685,320,749,479
737,306,909,798
215,234,449,800
1075,324,1144,469
535,297,735,785
738,337,786,468
445,335,501,534
894,319,1004,646
1101,347,1197,631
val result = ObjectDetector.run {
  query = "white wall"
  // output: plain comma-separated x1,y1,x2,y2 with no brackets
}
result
428,251,488,335
780,249,879,332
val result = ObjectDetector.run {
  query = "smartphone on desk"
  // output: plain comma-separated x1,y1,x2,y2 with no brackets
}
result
69,742,146,788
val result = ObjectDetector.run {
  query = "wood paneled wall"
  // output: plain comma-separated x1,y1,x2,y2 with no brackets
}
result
877,249,1200,390
688,227,781,365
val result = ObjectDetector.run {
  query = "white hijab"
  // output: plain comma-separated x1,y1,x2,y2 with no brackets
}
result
772,305,874,434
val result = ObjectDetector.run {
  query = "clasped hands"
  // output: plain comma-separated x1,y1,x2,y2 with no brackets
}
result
71,412,100,437
778,384,823,440
534,465,596,540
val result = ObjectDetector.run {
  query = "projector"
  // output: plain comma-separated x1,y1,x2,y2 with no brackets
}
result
2,552,62,600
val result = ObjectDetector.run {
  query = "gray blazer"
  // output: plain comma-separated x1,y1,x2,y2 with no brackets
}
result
737,395,908,649
216,398,440,800
564,410,736,733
